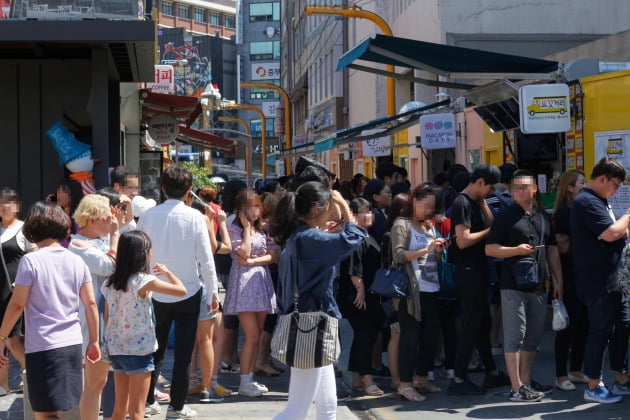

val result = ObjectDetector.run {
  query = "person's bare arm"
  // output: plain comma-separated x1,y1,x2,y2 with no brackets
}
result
599,213,630,242
0,285,29,366
216,209,232,254
485,242,536,258
455,224,491,250
236,213,252,259
79,282,101,363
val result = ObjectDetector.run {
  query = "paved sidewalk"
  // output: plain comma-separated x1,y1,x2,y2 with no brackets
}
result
0,318,360,420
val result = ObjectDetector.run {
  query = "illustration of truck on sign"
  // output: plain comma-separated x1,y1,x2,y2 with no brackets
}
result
527,96,568,116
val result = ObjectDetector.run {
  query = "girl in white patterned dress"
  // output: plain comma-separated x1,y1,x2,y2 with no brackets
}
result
101,231,186,420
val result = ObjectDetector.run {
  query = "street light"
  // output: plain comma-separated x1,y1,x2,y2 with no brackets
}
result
240,82,293,175
226,103,268,179
305,4,395,117
218,115,252,185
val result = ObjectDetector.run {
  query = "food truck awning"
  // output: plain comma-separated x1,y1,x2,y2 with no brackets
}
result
337,34,560,83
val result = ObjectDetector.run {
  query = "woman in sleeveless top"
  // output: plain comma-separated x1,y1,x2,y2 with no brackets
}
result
0,188,36,395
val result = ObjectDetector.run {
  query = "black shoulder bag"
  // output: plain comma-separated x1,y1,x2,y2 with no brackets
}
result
510,210,544,290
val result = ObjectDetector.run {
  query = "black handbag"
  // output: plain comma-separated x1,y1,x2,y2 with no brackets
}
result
510,211,544,290
369,265,410,298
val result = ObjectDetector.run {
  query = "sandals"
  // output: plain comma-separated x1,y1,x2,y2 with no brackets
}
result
255,364,281,377
413,380,442,393
0,385,10,397
365,384,384,396
396,386,426,401
568,373,589,384
269,360,286,373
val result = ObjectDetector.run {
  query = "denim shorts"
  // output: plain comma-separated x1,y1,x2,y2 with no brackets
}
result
199,286,220,322
109,354,155,375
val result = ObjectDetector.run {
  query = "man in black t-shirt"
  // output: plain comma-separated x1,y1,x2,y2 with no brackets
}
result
571,157,630,404
486,170,563,402
446,163,509,396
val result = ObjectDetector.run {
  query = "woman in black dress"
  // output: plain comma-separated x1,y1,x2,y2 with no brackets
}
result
339,198,386,396
0,188,35,395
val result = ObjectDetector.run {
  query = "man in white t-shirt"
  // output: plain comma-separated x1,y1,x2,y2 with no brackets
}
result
138,166,219,419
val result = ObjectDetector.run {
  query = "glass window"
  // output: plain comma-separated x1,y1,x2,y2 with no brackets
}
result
194,8,205,22
250,41,280,60
249,2,280,22
250,118,276,139
249,80,281,99
177,5,190,19
161,1,173,16
224,15,235,28
210,12,220,25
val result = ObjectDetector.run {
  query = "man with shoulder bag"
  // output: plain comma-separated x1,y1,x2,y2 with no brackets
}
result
486,170,563,402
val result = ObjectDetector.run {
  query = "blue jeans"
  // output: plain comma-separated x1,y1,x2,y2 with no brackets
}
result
582,292,629,379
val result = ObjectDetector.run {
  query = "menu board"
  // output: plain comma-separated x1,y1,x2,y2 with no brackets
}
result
595,130,630,216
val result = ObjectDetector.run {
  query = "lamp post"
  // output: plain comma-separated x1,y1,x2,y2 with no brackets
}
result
226,103,268,179
218,115,252,185
305,4,395,117
240,82,292,175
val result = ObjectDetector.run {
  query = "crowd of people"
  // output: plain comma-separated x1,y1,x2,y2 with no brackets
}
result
0,156,630,419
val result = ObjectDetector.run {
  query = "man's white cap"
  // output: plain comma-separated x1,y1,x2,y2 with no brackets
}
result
131,195,156,218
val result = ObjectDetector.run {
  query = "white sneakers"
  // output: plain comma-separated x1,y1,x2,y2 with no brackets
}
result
166,405,198,419
238,382,263,397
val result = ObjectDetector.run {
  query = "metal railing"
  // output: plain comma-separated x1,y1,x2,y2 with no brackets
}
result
5,0,147,20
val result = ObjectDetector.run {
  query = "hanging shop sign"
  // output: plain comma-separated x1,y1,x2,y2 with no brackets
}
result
147,65,175,94
420,113,456,149
148,113,179,143
361,129,390,157
519,84,571,134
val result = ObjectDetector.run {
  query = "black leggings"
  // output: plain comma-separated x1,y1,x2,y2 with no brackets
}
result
344,295,385,376
397,295,441,382
554,282,588,377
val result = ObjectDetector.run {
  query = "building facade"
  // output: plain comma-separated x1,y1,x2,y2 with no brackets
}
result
233,0,282,177
281,0,630,186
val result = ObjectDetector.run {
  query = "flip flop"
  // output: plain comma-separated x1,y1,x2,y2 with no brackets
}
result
365,384,384,396
0,386,10,397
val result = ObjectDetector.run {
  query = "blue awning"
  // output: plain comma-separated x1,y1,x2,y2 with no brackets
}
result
266,99,449,162
337,34,559,82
